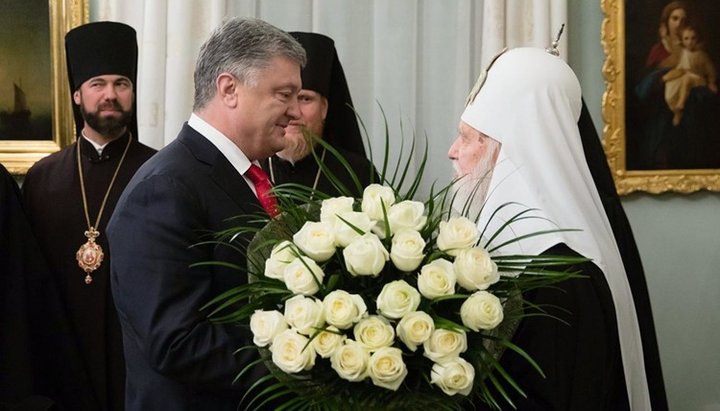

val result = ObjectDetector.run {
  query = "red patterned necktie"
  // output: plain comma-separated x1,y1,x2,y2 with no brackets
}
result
245,164,279,217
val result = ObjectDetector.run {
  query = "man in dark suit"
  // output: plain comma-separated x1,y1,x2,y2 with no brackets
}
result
106,17,306,410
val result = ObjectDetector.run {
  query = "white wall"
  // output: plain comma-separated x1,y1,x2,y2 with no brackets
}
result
569,2,720,410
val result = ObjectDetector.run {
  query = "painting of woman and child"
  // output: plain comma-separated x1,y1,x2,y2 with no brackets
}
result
626,0,720,170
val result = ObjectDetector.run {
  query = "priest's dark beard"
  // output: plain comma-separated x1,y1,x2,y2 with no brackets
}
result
81,103,133,137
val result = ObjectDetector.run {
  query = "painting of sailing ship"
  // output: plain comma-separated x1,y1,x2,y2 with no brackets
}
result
0,83,48,139
0,0,52,140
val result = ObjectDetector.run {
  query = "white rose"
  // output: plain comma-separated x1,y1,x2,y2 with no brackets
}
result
396,311,435,352
436,217,480,256
376,280,421,320
312,326,346,358
389,229,426,272
417,258,456,299
460,291,504,331
320,196,355,226
283,256,325,296
368,347,408,391
423,328,468,363
343,233,389,276
330,339,370,382
283,295,325,336
387,200,427,234
293,221,336,262
249,310,288,347
453,247,499,291
264,241,298,280
431,357,475,396
323,290,368,329
361,184,396,221
353,315,395,352
333,211,375,248
270,329,316,373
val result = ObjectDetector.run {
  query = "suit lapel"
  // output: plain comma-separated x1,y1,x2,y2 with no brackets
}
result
177,124,263,215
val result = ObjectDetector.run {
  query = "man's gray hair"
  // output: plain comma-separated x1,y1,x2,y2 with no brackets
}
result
193,17,307,110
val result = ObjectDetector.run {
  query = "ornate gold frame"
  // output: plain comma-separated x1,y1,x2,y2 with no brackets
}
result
0,0,88,175
601,0,720,194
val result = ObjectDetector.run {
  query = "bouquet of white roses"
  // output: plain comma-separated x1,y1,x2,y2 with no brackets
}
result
203,123,583,410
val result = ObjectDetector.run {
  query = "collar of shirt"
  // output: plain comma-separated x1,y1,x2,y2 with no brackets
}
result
81,133,109,156
276,151,298,165
187,112,258,196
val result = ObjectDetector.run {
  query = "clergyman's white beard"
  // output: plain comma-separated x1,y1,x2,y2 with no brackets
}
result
451,154,497,219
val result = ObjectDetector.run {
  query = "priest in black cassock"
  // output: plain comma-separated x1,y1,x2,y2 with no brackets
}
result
1,163,65,411
22,22,156,411
261,32,377,198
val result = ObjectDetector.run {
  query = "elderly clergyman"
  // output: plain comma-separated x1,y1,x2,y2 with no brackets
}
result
448,47,654,410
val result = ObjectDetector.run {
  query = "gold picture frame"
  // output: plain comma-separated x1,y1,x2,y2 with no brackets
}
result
601,0,720,194
0,0,88,175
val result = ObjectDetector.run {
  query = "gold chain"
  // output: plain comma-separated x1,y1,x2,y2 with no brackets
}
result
77,133,132,233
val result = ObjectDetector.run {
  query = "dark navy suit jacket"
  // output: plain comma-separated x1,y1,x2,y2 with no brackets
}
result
108,124,267,410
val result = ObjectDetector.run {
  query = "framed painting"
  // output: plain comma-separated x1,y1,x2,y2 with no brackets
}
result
0,0,87,175
602,0,720,194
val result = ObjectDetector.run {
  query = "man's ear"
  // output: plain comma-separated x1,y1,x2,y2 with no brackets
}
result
73,90,81,105
216,73,238,107
321,96,329,120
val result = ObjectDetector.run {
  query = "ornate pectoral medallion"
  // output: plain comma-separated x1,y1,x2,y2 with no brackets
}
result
76,227,104,284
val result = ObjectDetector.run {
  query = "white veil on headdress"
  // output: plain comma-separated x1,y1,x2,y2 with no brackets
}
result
460,47,651,409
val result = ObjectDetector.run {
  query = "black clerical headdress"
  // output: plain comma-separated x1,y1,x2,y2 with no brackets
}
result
290,32,365,156
65,21,139,138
